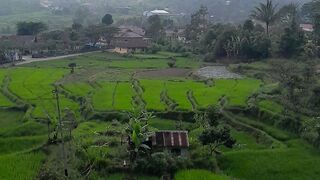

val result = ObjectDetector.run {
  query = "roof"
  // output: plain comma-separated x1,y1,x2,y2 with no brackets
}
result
113,38,149,48
150,10,169,14
152,131,189,148
300,24,314,32
114,29,143,38
118,26,145,36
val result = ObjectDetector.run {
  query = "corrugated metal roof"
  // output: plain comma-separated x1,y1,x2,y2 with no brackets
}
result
152,131,189,148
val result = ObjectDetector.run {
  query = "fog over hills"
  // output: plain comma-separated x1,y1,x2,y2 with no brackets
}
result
0,0,313,34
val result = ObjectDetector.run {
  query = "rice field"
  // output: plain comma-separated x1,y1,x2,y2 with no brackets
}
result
0,51,316,179
0,109,47,180
0,152,45,180
174,169,229,180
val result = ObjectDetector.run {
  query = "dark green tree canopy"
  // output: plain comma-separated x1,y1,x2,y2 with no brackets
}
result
146,15,165,41
199,125,236,155
102,14,114,25
16,22,47,35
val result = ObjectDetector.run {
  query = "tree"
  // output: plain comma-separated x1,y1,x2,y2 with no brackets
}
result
279,18,305,58
69,31,79,41
68,63,76,73
270,60,303,109
199,125,236,155
16,22,47,35
278,3,300,24
102,14,114,25
313,14,320,46
146,15,164,41
84,25,118,46
186,6,209,51
301,0,320,23
71,22,83,31
251,0,279,35
0,49,6,61
243,19,255,32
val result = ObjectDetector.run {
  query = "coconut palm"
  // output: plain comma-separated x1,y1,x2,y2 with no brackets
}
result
251,0,279,35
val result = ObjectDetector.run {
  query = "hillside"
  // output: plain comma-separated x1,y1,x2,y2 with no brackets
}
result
0,0,312,34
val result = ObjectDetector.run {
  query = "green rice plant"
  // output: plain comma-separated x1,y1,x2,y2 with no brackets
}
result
174,169,229,180
259,100,284,115
193,79,261,108
0,152,45,180
7,67,79,119
0,136,46,155
149,118,192,130
235,114,293,141
0,92,14,107
219,140,320,180
140,80,166,111
165,81,194,110
92,82,116,111
62,82,94,97
113,82,134,110
0,109,25,135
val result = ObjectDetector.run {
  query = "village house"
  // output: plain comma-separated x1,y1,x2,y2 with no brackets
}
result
299,24,314,32
111,28,150,54
150,130,189,157
143,9,170,17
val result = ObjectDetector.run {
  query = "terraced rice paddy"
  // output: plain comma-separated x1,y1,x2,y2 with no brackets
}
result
0,51,319,180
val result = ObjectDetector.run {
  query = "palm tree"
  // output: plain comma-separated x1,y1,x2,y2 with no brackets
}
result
251,0,279,35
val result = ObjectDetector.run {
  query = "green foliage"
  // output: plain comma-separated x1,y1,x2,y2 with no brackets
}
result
199,125,236,155
146,15,165,41
279,22,305,58
102,14,114,25
136,152,191,176
16,21,47,35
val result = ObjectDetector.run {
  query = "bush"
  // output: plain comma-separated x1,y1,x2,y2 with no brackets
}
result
147,44,161,54
135,152,191,176
167,61,176,68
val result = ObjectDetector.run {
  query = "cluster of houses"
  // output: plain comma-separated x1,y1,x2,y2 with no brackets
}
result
0,25,186,64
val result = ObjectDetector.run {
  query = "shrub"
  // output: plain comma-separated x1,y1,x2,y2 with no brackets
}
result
167,61,176,68
135,152,191,176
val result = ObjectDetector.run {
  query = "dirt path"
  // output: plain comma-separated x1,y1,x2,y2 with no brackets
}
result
15,51,98,66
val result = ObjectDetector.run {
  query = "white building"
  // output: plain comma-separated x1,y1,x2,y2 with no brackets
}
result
143,9,170,17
